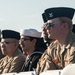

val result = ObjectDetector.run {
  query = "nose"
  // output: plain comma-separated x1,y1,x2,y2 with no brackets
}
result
19,40,22,44
0,43,5,48
42,27,45,31
19,40,24,46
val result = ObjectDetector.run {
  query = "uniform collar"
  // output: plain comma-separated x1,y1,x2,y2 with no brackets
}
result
65,31,75,49
60,31,75,54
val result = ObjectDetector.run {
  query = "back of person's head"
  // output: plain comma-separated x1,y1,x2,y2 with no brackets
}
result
35,38,47,52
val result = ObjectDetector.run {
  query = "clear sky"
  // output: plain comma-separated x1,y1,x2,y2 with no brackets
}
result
0,0,75,32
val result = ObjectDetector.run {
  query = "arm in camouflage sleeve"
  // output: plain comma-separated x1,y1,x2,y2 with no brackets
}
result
36,49,57,75
69,43,75,64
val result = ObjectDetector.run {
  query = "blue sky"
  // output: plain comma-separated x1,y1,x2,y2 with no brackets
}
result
0,0,75,32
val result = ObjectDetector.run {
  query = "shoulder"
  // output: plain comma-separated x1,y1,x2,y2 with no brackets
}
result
0,56,6,62
12,51,25,62
49,40,58,48
47,40,58,53
13,49,26,58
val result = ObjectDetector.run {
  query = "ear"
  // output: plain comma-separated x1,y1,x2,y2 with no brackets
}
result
61,22,68,30
14,41,19,48
32,39,36,44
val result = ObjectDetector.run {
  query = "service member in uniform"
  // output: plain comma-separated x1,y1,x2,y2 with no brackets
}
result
0,30,25,74
42,13,55,47
0,29,5,59
36,7,75,75
42,13,51,47
20,28,46,71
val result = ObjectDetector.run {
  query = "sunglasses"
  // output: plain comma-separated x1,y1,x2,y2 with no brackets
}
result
46,23,55,28
20,38,30,42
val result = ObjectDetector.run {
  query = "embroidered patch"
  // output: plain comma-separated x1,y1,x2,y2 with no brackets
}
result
41,58,45,61
53,58,59,63
49,13,53,18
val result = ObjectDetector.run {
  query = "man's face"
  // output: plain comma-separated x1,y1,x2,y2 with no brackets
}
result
20,35,34,55
42,23,50,41
46,18,63,39
0,38,16,56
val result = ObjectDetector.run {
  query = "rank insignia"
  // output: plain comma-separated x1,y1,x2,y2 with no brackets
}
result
49,13,53,18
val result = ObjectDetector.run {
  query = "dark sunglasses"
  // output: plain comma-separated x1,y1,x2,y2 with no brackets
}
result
20,38,30,42
46,23,55,28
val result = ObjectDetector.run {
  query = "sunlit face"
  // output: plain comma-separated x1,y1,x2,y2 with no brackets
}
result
20,35,34,55
46,18,63,39
42,23,50,41
0,38,17,56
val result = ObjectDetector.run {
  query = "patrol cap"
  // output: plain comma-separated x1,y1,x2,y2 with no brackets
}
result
2,30,20,40
20,28,42,38
42,13,48,23
44,7,75,20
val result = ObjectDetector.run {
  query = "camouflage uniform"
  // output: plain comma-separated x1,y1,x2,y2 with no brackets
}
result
36,32,75,75
0,49,25,74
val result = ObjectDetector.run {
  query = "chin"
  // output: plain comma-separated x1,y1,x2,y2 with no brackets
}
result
48,35,51,38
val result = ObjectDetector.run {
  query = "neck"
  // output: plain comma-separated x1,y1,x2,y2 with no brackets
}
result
56,33,68,46
26,47,35,56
